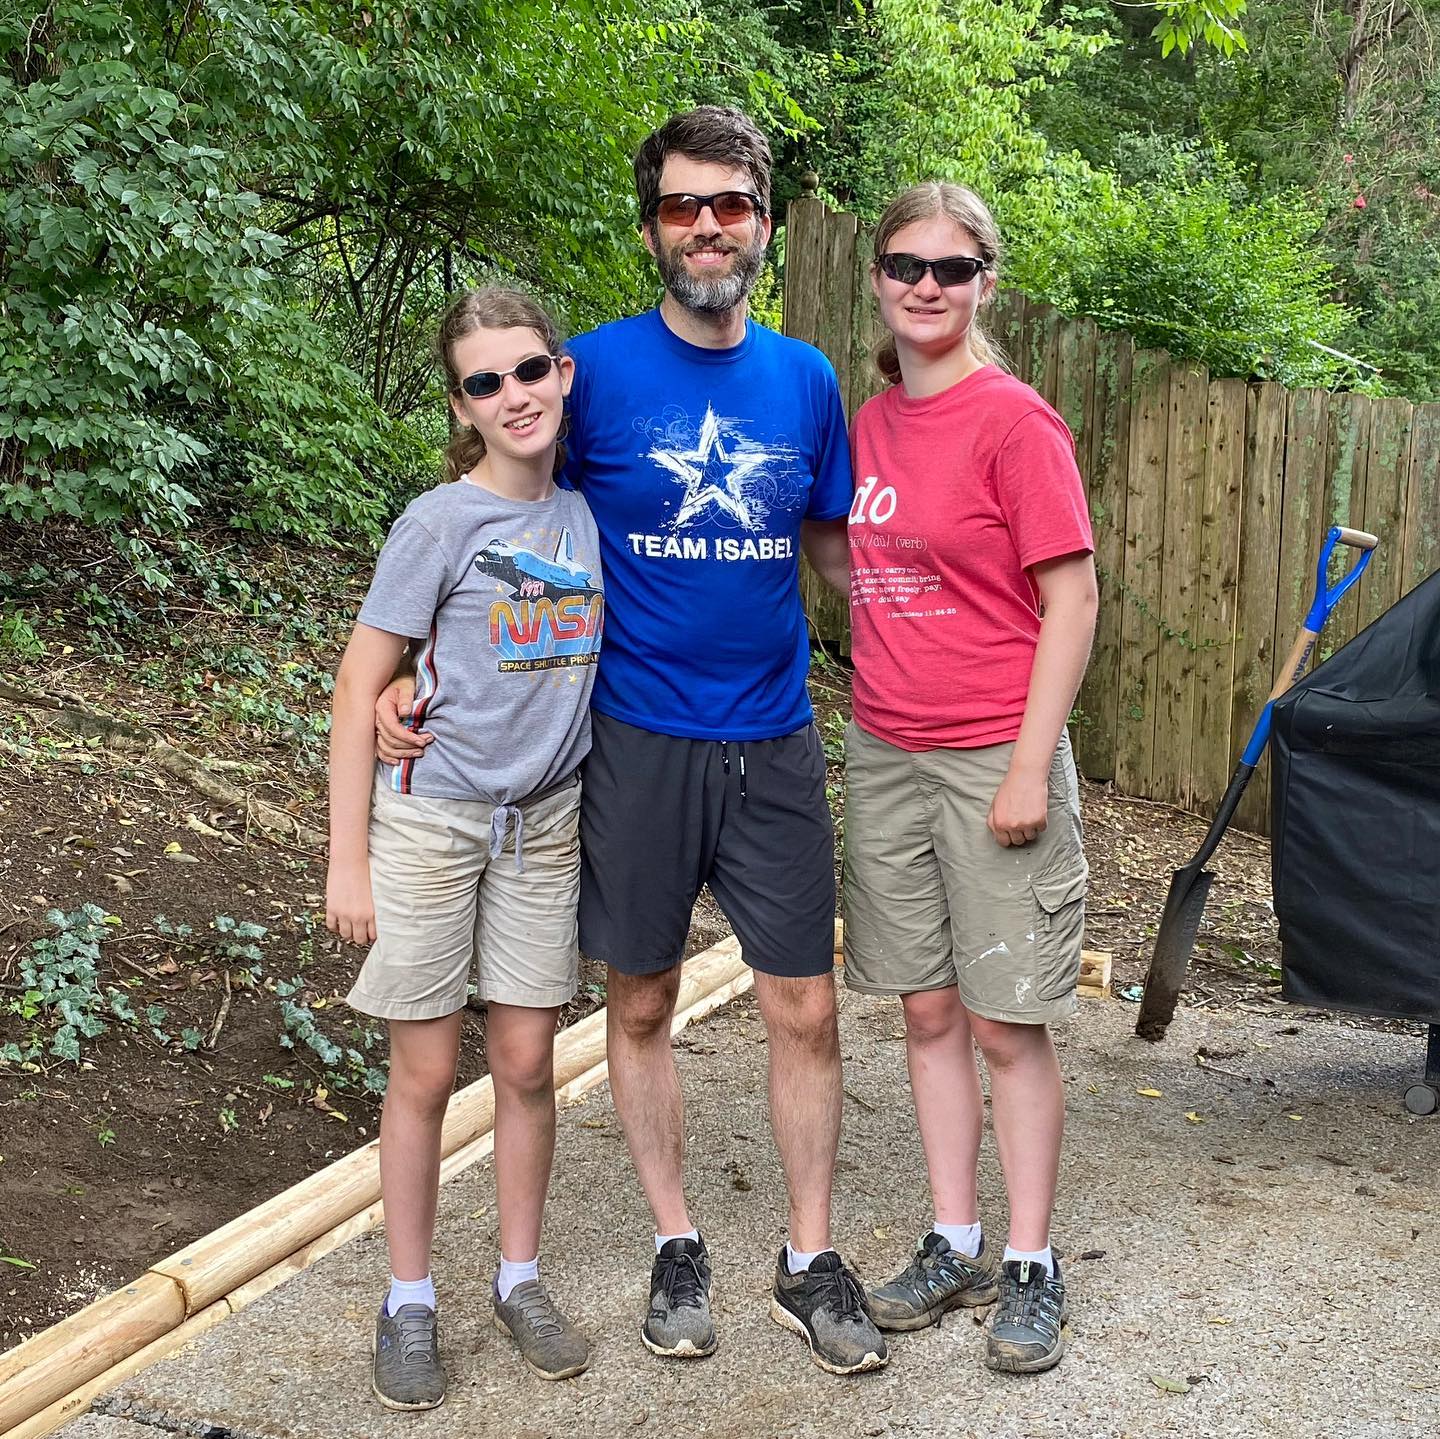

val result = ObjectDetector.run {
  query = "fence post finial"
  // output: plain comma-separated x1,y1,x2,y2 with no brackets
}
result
800,170,819,195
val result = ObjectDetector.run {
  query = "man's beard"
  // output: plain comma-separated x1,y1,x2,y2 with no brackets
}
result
653,232,767,315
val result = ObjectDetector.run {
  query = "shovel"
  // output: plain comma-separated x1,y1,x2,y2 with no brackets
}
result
1134,525,1378,1042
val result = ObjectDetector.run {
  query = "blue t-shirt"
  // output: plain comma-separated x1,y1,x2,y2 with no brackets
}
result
563,309,852,740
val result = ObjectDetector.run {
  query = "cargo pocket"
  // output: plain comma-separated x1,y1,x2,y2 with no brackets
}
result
1031,861,1088,1002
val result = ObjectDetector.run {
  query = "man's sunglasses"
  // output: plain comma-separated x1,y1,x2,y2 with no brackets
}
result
650,190,766,227
458,354,558,400
877,252,989,287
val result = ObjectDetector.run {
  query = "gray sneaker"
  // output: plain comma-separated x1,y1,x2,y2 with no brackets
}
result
493,1277,590,1380
869,1231,1001,1331
641,1236,717,1358
372,1300,445,1411
770,1249,888,1375
985,1258,1068,1373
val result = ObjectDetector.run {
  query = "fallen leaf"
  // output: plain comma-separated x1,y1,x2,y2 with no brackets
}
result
163,841,182,854
309,1089,348,1122
1208,1316,1233,1325
165,851,200,864
579,1117,607,1129
1136,1088,1163,1098
1149,1374,1191,1394
1286,1113,1303,1122
105,873,134,896
1184,1112,1206,1124
873,1226,891,1240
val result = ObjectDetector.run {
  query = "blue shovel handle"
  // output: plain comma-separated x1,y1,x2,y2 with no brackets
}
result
1240,526,1378,766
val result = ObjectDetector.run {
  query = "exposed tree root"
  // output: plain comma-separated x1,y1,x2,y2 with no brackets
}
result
1,678,325,851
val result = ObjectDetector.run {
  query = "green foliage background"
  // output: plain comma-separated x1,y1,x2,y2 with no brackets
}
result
2,0,1435,581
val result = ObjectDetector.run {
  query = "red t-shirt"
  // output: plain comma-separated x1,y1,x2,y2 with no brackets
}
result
848,365,1094,750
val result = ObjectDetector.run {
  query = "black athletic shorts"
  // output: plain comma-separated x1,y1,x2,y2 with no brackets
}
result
578,711,836,978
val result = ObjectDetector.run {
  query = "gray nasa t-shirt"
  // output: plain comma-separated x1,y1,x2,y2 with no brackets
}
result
358,478,604,804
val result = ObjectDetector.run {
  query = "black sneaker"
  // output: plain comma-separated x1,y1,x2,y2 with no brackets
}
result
641,1236,717,1358
868,1231,1001,1331
371,1299,445,1411
985,1258,1068,1373
770,1249,888,1375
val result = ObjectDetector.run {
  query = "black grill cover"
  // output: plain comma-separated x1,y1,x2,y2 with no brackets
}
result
1271,569,1440,1022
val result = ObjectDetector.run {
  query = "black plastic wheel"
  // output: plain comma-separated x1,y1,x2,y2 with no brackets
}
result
1403,1083,1438,1116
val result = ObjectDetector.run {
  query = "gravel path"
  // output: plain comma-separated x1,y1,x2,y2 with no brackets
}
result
71,984,1439,1439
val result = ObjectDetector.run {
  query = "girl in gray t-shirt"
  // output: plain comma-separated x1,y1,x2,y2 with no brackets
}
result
326,289,602,1403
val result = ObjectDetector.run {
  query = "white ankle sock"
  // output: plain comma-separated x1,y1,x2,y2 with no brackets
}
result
386,1273,436,1314
655,1228,700,1253
786,1243,833,1274
933,1220,983,1258
496,1255,539,1302
1003,1244,1054,1277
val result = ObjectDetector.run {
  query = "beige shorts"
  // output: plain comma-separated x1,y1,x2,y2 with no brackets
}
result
347,779,582,1021
842,722,1087,1024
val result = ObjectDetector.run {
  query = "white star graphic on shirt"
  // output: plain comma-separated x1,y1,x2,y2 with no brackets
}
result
648,404,774,530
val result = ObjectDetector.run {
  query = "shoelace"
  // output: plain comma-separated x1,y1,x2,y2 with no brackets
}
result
392,1308,439,1364
814,1264,868,1325
900,1240,969,1287
1000,1267,1061,1331
509,1284,565,1338
655,1251,706,1311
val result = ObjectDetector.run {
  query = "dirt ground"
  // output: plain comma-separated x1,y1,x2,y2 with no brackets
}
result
0,544,1400,1353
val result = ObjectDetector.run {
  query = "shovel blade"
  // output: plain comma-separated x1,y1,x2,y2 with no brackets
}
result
1135,866,1215,1041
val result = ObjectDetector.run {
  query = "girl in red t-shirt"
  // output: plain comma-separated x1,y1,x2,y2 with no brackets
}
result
843,182,1098,1373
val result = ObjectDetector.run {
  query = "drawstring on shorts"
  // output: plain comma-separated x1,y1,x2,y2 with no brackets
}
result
720,741,748,803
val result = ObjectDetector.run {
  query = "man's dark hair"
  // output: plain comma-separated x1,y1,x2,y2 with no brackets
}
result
633,106,772,225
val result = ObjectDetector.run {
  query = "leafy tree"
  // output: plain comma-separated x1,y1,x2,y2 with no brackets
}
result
1011,159,1355,385
0,0,790,544
1027,0,1440,396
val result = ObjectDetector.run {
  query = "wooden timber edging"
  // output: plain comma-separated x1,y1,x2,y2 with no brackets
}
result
0,929,794,1439
784,194,1440,835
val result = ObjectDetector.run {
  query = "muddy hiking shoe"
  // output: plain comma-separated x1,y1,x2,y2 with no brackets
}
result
985,1258,1068,1374
642,1235,717,1357
372,1300,445,1411
868,1231,1001,1331
770,1249,888,1375
493,1278,590,1380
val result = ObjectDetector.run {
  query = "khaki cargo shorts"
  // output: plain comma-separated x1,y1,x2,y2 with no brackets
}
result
842,722,1087,1024
347,779,581,1021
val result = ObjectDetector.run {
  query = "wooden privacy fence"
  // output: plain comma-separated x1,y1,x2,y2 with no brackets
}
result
783,194,1440,834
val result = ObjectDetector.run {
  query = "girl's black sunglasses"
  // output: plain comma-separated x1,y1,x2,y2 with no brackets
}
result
877,252,989,287
459,353,557,399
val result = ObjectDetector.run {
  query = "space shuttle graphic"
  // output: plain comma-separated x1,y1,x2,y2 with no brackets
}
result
472,528,599,600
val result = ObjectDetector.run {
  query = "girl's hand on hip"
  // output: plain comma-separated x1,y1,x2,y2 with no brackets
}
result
326,863,377,945
987,768,1049,848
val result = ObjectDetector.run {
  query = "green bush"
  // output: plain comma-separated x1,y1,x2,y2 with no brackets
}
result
0,3,428,540
1007,158,1355,386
